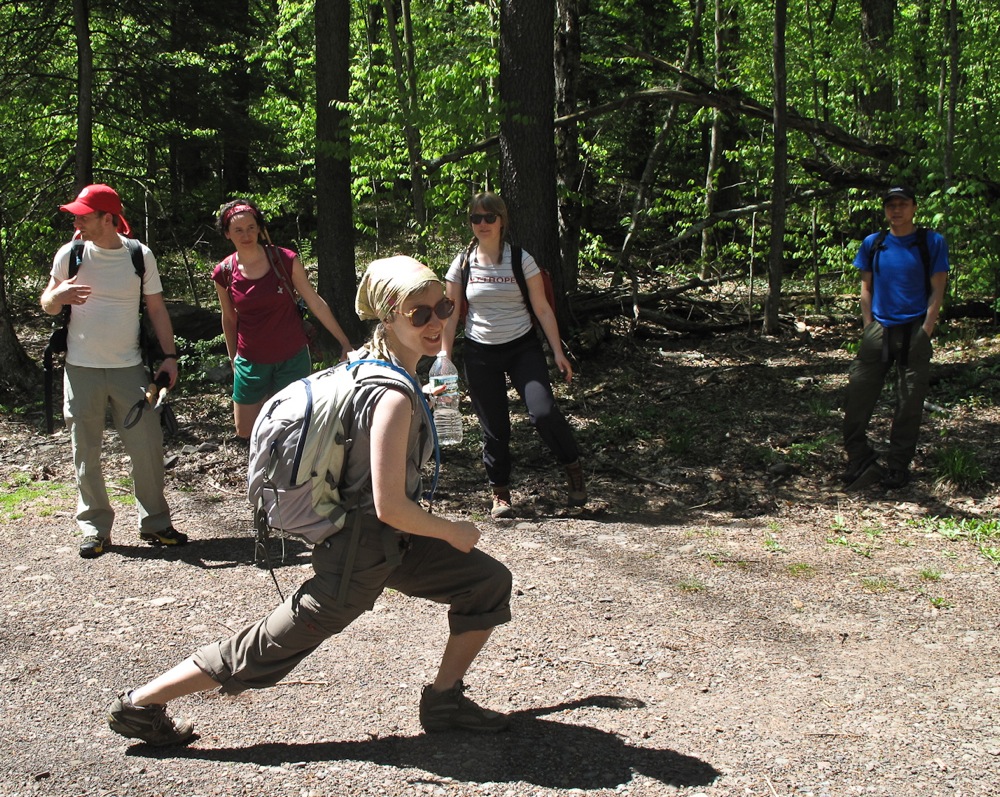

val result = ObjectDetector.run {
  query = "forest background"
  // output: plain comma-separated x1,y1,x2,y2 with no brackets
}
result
1,0,999,387
0,0,995,490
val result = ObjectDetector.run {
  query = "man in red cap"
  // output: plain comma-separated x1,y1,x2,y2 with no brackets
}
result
40,184,188,558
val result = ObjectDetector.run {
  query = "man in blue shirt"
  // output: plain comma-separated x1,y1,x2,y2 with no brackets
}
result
842,185,949,490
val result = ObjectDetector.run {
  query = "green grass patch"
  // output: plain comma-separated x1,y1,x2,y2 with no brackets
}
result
786,562,816,578
932,445,986,487
1,473,71,520
919,568,942,582
785,434,837,464
916,515,1000,541
913,516,1000,565
676,578,705,593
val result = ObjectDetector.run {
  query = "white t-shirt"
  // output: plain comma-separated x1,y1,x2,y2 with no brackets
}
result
50,236,162,368
446,242,540,345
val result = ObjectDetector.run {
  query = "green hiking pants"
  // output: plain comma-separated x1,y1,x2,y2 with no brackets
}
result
842,319,932,471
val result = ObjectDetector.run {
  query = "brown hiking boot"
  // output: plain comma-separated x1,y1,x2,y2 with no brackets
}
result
564,460,587,507
107,692,195,747
419,681,510,733
490,488,515,519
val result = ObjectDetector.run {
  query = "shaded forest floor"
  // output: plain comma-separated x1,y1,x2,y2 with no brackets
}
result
2,310,999,796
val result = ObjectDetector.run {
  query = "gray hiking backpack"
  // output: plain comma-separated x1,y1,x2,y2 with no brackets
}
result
247,354,440,547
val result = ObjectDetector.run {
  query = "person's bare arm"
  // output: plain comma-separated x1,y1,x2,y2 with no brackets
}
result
145,293,179,389
370,389,480,553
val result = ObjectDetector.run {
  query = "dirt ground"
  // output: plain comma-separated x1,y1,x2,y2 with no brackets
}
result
2,318,999,797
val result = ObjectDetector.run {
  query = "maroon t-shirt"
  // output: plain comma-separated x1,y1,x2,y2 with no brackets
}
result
211,246,307,364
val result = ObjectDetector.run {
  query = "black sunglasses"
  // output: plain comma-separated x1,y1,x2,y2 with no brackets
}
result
469,213,498,224
397,297,455,327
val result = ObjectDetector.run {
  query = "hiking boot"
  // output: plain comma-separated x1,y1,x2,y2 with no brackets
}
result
107,692,195,747
564,460,587,507
490,488,515,519
842,453,882,492
139,526,188,547
419,681,510,734
882,468,911,490
79,535,108,559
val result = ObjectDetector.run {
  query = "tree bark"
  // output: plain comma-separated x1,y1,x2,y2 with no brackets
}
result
383,0,427,250
221,0,252,196
72,0,93,188
499,0,564,321
554,0,581,293
618,0,704,285
859,0,896,121
0,235,40,398
315,0,363,345
764,0,788,335
701,0,741,274
943,0,959,186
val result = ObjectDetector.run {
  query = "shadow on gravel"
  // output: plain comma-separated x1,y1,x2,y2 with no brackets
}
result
129,695,721,790
105,535,312,570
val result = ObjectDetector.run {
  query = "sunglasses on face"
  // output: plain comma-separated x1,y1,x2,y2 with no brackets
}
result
469,213,498,224
397,297,455,326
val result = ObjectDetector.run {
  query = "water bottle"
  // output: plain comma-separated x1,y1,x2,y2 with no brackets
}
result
429,351,463,445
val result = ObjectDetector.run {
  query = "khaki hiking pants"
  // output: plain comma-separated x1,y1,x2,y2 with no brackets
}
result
842,319,932,472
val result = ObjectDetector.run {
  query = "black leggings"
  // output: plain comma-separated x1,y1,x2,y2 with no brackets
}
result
463,331,580,487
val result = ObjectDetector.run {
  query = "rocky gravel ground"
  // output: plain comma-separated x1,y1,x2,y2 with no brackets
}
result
2,321,999,796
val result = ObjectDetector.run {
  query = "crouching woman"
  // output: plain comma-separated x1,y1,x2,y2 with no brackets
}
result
106,256,512,745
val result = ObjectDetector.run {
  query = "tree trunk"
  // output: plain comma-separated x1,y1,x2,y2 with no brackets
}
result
383,0,427,250
222,0,252,196
315,0,363,345
619,0,705,284
701,0,740,274
943,0,959,186
764,0,788,335
554,0,581,293
72,0,93,187
499,0,563,320
859,0,896,121
0,234,40,398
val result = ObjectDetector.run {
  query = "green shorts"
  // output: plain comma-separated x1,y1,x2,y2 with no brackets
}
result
232,347,311,404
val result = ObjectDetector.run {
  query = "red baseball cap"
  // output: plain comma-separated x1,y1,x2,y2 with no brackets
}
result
60,184,131,235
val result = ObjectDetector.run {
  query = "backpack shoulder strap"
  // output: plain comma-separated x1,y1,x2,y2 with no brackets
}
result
124,238,145,279
866,230,889,305
69,241,84,278
222,253,238,292
867,229,889,273
460,240,476,296
508,244,536,320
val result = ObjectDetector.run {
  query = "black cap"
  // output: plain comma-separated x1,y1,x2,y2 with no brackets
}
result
882,185,916,204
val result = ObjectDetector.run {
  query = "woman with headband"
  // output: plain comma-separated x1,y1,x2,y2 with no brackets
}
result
211,199,354,438
106,256,513,745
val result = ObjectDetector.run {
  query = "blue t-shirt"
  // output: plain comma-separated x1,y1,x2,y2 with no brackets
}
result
853,229,949,326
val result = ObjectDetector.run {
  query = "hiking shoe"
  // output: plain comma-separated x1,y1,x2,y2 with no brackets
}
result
842,454,882,492
139,526,188,547
107,692,195,747
491,490,515,519
79,535,108,559
564,460,588,507
841,452,877,485
882,468,911,489
419,681,510,733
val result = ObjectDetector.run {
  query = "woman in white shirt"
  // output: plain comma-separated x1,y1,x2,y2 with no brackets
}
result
442,191,587,519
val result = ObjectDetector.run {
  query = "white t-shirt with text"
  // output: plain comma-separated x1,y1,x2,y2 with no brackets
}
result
446,242,540,345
